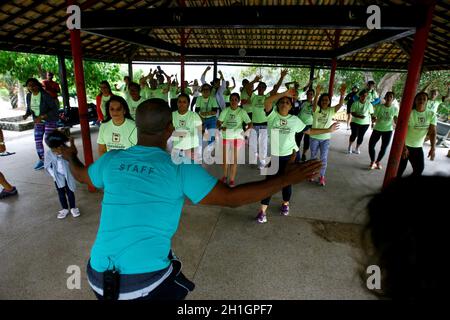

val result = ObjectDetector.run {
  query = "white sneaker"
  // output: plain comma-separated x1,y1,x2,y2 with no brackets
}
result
353,149,361,154
346,149,353,154
57,209,69,219
70,208,81,218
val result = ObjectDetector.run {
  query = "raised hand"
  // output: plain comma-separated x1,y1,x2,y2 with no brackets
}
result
61,137,78,161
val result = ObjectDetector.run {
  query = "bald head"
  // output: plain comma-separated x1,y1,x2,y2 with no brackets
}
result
135,98,172,135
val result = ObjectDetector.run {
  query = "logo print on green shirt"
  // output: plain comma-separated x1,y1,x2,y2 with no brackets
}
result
112,133,120,143
280,119,287,126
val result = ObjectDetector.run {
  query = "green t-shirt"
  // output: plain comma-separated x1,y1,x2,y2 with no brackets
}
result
267,109,306,156
405,109,437,148
30,92,41,117
310,107,336,140
126,96,146,120
373,104,399,132
426,100,440,113
196,96,219,119
172,111,202,150
240,89,252,114
437,101,449,117
147,88,168,102
367,89,379,104
299,101,314,125
351,100,374,125
97,118,137,151
218,107,251,140
169,87,178,100
140,87,150,99
223,89,231,103
251,94,269,124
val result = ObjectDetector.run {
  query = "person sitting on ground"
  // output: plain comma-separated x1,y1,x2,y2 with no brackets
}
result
0,128,18,199
60,97,323,300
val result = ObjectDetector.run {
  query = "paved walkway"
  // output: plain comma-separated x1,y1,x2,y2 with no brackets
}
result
0,122,448,299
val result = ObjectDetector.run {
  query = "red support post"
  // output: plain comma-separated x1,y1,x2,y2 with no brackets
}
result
180,30,186,93
328,30,341,95
383,1,435,188
69,28,95,192
328,58,337,96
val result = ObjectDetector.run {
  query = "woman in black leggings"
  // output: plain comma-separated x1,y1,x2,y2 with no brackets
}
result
368,92,398,170
397,92,437,177
347,90,374,154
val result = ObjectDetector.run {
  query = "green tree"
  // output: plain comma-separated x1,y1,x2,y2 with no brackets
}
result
0,50,122,108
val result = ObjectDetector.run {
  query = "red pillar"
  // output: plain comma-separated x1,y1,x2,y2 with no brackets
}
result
69,29,95,191
328,30,340,95
383,2,435,188
328,58,337,96
180,30,186,93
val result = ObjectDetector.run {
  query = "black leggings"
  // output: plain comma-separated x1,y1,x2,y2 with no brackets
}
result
55,182,75,209
261,155,293,205
368,130,393,162
295,125,312,153
350,122,370,145
397,146,425,178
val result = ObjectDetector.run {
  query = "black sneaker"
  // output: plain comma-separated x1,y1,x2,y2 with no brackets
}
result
0,186,18,199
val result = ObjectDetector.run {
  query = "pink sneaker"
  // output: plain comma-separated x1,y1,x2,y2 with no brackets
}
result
220,176,227,184
229,180,235,187
319,176,326,186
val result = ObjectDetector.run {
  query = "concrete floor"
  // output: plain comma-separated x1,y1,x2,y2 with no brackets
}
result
0,123,449,300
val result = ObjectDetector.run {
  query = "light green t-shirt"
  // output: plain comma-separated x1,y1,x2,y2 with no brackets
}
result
405,109,437,148
30,92,41,116
223,89,232,103
310,107,336,140
172,111,202,150
169,87,178,100
373,104,399,132
218,107,251,140
351,100,374,125
147,88,168,102
367,89,379,104
251,94,269,124
97,118,137,152
126,96,146,120
196,96,219,119
299,101,314,126
437,101,449,118
140,87,150,99
267,109,306,156
100,95,111,118
240,89,253,114
427,100,440,114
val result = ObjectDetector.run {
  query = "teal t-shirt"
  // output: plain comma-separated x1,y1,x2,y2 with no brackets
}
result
218,107,251,140
351,100,374,125
30,92,41,116
405,109,437,148
299,101,313,126
367,89,379,104
310,107,336,140
87,146,218,274
373,104,399,132
251,94,269,124
267,109,306,156
172,111,202,150
97,118,138,151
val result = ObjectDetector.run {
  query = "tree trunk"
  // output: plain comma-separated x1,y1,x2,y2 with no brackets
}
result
17,80,26,110
377,73,402,98
7,83,18,109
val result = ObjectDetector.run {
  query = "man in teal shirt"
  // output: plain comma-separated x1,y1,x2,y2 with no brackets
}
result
61,98,322,300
